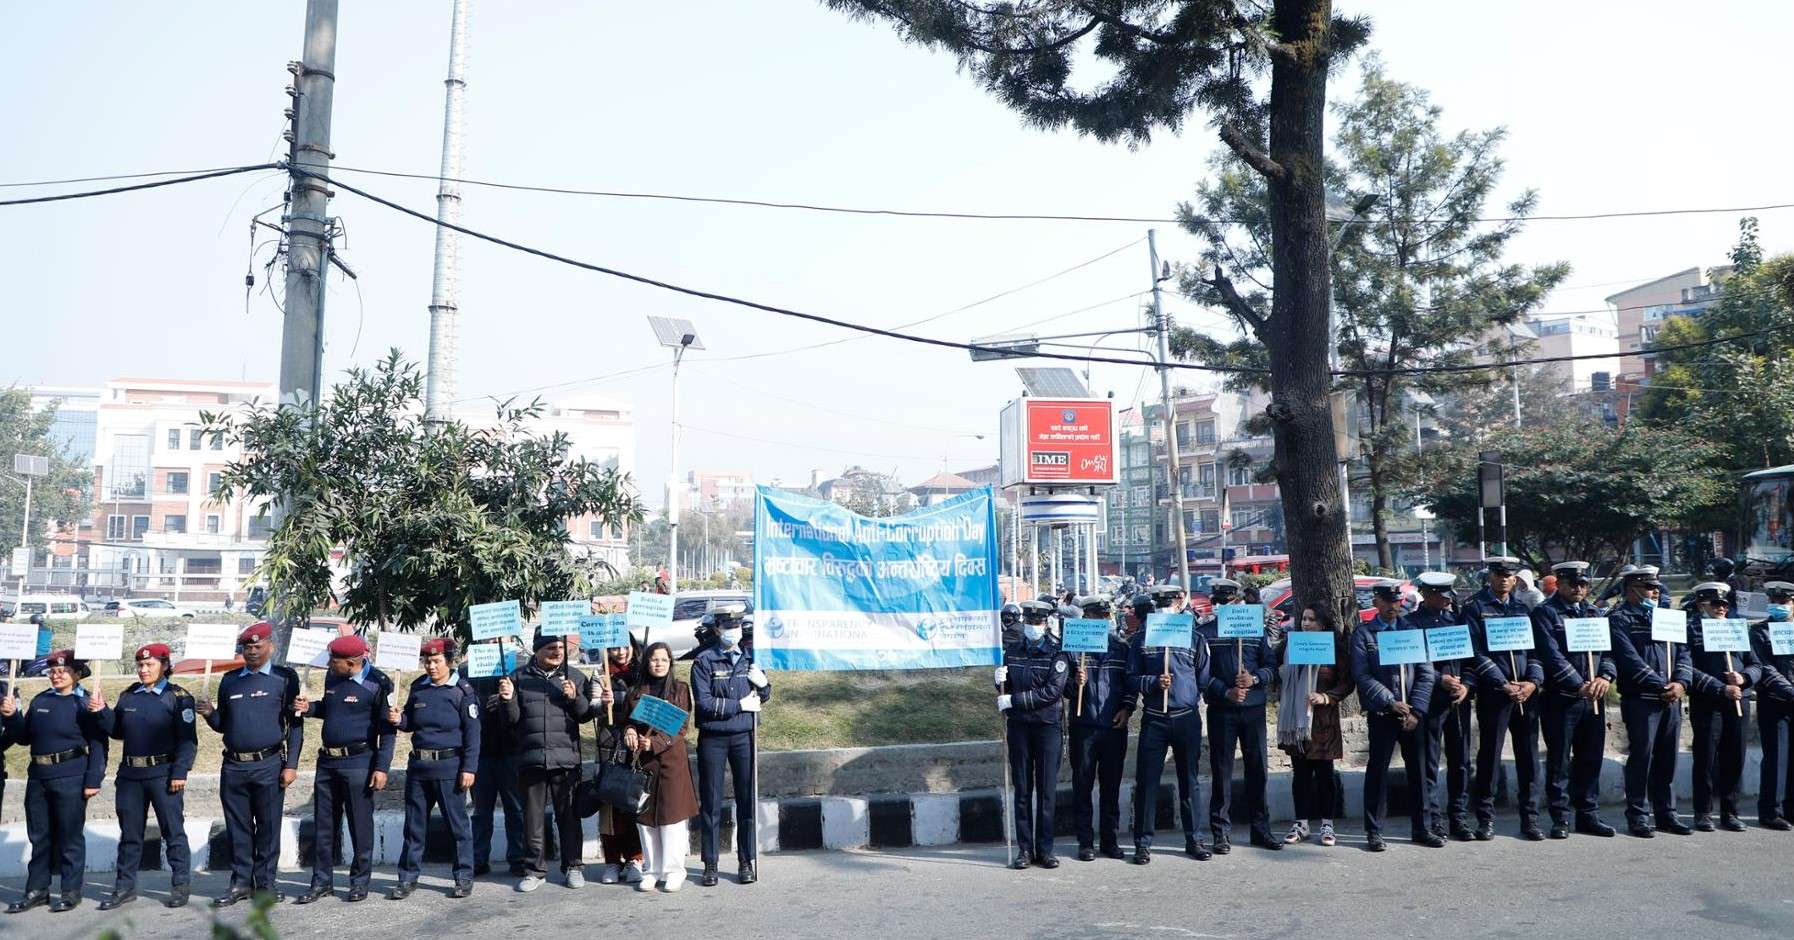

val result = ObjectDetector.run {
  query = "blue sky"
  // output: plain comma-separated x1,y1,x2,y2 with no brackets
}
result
4,1,1791,505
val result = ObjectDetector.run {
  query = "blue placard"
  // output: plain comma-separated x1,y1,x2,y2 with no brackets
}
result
1701,617,1752,653
1377,629,1430,666
1771,623,1794,657
35,626,52,657
1426,625,1474,662
1144,613,1194,650
1284,631,1335,666
1483,616,1534,652
1651,607,1687,644
1216,604,1266,640
579,614,628,650
625,592,676,629
539,600,587,637
464,643,506,678
1060,618,1112,654
469,600,522,641
631,694,690,738
1562,617,1612,654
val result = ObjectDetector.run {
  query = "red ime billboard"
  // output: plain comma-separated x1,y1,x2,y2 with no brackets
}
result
999,398,1117,487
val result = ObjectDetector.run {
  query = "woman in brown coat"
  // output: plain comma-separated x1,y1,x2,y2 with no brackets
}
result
1277,603,1355,846
621,642,699,892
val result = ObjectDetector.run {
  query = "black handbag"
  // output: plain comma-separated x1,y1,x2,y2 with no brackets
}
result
592,745,651,815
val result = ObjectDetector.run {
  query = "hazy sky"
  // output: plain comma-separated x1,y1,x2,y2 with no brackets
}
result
5,1,1791,507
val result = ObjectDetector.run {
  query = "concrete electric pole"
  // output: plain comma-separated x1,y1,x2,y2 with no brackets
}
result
278,0,339,409
424,0,472,420
1148,229,1192,591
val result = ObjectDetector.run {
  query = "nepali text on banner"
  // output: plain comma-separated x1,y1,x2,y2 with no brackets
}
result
753,485,1000,671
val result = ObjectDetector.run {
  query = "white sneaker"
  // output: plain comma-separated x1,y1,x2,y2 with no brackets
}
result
564,868,586,889
662,869,686,893
634,876,655,893
516,875,543,893
621,861,645,884
598,864,620,885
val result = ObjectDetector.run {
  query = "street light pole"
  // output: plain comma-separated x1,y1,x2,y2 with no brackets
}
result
1148,230,1191,590
649,316,704,597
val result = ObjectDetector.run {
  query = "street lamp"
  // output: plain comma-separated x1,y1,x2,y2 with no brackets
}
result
9,454,48,600
647,316,703,609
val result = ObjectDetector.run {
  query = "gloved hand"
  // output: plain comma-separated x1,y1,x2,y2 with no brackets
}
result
994,666,1008,687
748,665,769,689
740,694,762,713
997,694,1013,712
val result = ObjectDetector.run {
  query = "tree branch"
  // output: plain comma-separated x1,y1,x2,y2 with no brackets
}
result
1219,121,1285,181
1210,269,1267,334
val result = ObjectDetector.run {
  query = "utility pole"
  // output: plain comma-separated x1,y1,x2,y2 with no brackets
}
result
1149,230,1191,590
278,0,339,410
424,0,472,420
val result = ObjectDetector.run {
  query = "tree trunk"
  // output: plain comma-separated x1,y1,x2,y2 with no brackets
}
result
1265,0,1356,625
1370,452,1394,571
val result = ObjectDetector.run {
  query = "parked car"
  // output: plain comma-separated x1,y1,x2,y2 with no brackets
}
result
0,593,92,621
628,589,751,660
1259,576,1419,626
106,597,198,620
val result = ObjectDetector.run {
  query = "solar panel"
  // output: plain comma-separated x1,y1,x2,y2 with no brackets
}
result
1015,367,1088,398
646,315,704,350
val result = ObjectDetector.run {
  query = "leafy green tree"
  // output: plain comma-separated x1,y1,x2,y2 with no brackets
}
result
1399,420,1730,571
827,0,1372,621
0,388,90,556
202,352,643,643
1177,59,1568,569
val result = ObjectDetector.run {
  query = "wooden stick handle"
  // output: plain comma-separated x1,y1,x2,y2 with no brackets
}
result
8,659,17,702
1510,650,1523,715
1076,652,1086,716
1727,652,1742,717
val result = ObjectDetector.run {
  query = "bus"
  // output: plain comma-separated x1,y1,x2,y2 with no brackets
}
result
1737,465,1794,588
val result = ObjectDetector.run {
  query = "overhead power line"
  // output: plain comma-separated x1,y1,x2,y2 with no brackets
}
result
0,164,279,206
0,165,274,188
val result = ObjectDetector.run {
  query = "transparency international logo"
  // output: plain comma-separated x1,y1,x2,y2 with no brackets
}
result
765,615,786,640
915,615,938,642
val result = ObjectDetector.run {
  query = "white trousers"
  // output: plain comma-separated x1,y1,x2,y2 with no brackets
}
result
637,820,689,880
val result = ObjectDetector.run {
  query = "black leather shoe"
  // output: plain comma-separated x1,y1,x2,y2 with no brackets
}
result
1548,822,1570,840
1131,845,1151,865
1628,822,1655,838
294,886,331,905
211,888,252,909
1250,831,1284,851
1366,833,1387,852
1450,822,1476,842
448,880,472,899
49,894,78,913
1762,816,1793,831
1009,856,1030,870
739,861,757,884
346,886,369,903
1720,814,1747,832
99,890,136,911
1185,840,1212,861
6,891,48,914
1076,848,1096,862
1430,823,1447,840
387,882,416,901
1473,822,1495,841
1100,845,1126,860
1521,826,1546,842
165,886,190,909
1659,816,1693,836
1212,836,1232,855
1414,831,1446,848
1576,818,1616,837
473,863,491,877
701,864,719,886
1693,814,1715,832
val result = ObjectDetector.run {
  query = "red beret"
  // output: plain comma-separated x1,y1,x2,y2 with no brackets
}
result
239,622,274,644
46,649,81,670
328,635,369,658
420,637,456,658
136,643,172,661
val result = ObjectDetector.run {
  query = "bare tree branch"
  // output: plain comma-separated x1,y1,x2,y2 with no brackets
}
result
1219,120,1285,181
1210,268,1267,334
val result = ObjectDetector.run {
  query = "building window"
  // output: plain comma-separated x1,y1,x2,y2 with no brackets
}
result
247,515,272,539
1132,524,1149,544
131,516,150,540
189,429,202,451
208,472,223,495
167,429,181,450
589,520,605,539
107,515,127,540
239,557,257,575
167,471,189,495
1228,462,1254,486
1134,485,1149,507
1200,510,1220,533
1196,420,1216,444
109,433,150,499
1197,463,1217,495
1231,510,1254,530
164,515,187,534
205,514,221,534
210,432,224,451
186,556,221,575
158,555,176,575
1112,524,1127,543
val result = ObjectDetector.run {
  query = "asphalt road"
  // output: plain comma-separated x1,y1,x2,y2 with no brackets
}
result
8,816,1791,938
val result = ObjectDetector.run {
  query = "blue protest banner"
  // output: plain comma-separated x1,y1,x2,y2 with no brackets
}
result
470,600,522,641
464,643,505,679
538,600,586,637
1284,631,1335,666
1377,629,1430,666
631,694,690,738
1060,618,1112,654
1771,623,1794,657
1216,604,1266,640
1700,618,1752,653
1426,625,1474,662
1483,616,1534,652
1562,617,1612,654
579,615,628,650
1651,608,1688,644
754,486,1001,671
625,592,675,630
1144,613,1194,650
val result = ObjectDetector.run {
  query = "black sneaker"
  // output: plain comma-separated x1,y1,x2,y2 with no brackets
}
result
1473,822,1495,841
1366,833,1387,852
1450,821,1476,842
1414,831,1446,848
1009,856,1030,870
1076,847,1096,862
1212,836,1232,855
1131,846,1151,865
1628,822,1655,838
387,882,416,901
448,881,472,899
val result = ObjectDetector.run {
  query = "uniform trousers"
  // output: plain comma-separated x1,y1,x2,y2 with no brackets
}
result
469,753,526,869
1364,714,1431,836
698,730,757,866
398,775,473,883
1132,710,1201,848
1426,696,1474,831
1540,694,1606,824
1207,703,1270,840
219,757,285,891
113,774,191,892
1690,697,1749,818
22,775,87,895
1068,723,1128,852
309,763,375,889
1472,695,1540,826
1758,699,1794,822
1621,696,1682,825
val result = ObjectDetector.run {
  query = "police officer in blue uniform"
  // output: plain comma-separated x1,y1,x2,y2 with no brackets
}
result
692,605,771,887
1067,594,1136,862
996,599,1070,869
1529,561,1618,839
1197,578,1282,852
100,642,198,910
389,637,484,900
1750,581,1794,830
1407,571,1473,840
1,649,108,913
1463,557,1545,841
1686,582,1760,832
293,634,395,904
999,602,1023,651
1608,566,1693,837
198,621,304,906
1127,585,1212,863
1356,584,1442,851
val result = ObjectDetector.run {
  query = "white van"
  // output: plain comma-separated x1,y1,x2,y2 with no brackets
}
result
0,593,92,621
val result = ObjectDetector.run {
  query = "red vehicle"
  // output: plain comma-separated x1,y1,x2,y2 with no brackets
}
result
1259,576,1419,626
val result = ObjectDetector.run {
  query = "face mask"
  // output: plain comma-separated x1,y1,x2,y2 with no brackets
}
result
1022,622,1046,642
719,627,742,648
1640,596,1656,610
1769,603,1792,622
